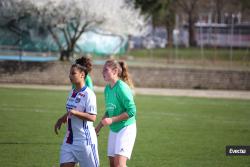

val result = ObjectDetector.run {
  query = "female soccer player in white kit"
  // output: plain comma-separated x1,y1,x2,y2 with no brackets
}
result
54,61,99,167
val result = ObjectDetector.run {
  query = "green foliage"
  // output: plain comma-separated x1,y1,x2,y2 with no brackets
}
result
135,0,176,47
239,0,250,11
135,0,176,26
135,0,162,14
0,88,250,166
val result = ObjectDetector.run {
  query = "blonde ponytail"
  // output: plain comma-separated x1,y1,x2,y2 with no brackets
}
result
118,61,134,89
104,59,134,89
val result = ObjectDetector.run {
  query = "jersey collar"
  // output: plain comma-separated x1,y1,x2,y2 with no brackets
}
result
74,85,87,93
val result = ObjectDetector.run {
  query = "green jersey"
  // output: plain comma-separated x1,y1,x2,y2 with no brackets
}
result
104,80,136,132
85,74,94,90
72,74,94,91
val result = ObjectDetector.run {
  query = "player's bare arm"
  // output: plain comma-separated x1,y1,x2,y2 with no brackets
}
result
95,115,107,135
102,112,129,126
54,113,68,135
69,109,96,122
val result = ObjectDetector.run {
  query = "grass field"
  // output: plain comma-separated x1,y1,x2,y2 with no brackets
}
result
129,48,250,61
125,48,250,69
0,88,250,167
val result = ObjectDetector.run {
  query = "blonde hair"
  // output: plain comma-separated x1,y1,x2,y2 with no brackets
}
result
105,59,134,88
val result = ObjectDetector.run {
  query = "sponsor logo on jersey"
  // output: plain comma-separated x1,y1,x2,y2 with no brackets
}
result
79,93,85,97
66,105,76,110
106,103,116,110
106,103,116,115
66,107,72,112
68,98,74,102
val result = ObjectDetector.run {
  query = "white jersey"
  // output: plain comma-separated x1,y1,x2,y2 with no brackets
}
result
64,86,97,146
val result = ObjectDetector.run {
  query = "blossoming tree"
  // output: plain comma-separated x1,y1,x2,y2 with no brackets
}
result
0,0,147,60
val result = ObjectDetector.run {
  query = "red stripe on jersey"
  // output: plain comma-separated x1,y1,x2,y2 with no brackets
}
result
66,118,73,144
71,91,78,98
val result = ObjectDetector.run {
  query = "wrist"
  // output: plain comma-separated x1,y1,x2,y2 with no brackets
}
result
71,109,77,115
111,117,115,123
101,117,113,126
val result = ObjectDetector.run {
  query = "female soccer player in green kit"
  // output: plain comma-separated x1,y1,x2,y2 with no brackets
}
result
95,59,136,167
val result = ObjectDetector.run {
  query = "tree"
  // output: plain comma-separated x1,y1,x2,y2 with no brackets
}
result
238,0,250,21
158,0,176,48
0,0,35,45
214,0,226,23
176,0,200,47
239,0,250,11
0,0,147,60
135,0,176,48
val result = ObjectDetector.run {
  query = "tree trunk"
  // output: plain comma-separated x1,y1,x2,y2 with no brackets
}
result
59,38,76,61
165,13,175,48
166,25,173,48
188,14,196,46
60,49,73,61
216,0,223,23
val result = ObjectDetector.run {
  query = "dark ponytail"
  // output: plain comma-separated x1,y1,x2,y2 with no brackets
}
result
75,56,92,73
73,56,92,79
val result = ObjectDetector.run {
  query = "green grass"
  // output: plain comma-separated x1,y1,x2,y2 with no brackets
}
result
129,48,250,61
0,88,250,166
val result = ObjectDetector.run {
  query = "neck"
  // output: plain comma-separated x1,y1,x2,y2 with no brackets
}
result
75,82,85,91
110,78,119,88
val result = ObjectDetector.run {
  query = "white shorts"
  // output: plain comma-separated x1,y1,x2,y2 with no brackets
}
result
60,142,99,167
107,123,136,159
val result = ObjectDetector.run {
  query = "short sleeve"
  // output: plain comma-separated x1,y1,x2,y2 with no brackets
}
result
85,90,97,115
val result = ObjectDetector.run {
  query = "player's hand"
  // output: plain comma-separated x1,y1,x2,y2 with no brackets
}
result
101,117,113,126
95,126,101,136
54,119,62,135
69,109,77,116
95,128,100,137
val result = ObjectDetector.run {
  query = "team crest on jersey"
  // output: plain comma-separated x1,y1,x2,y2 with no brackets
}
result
75,97,81,103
